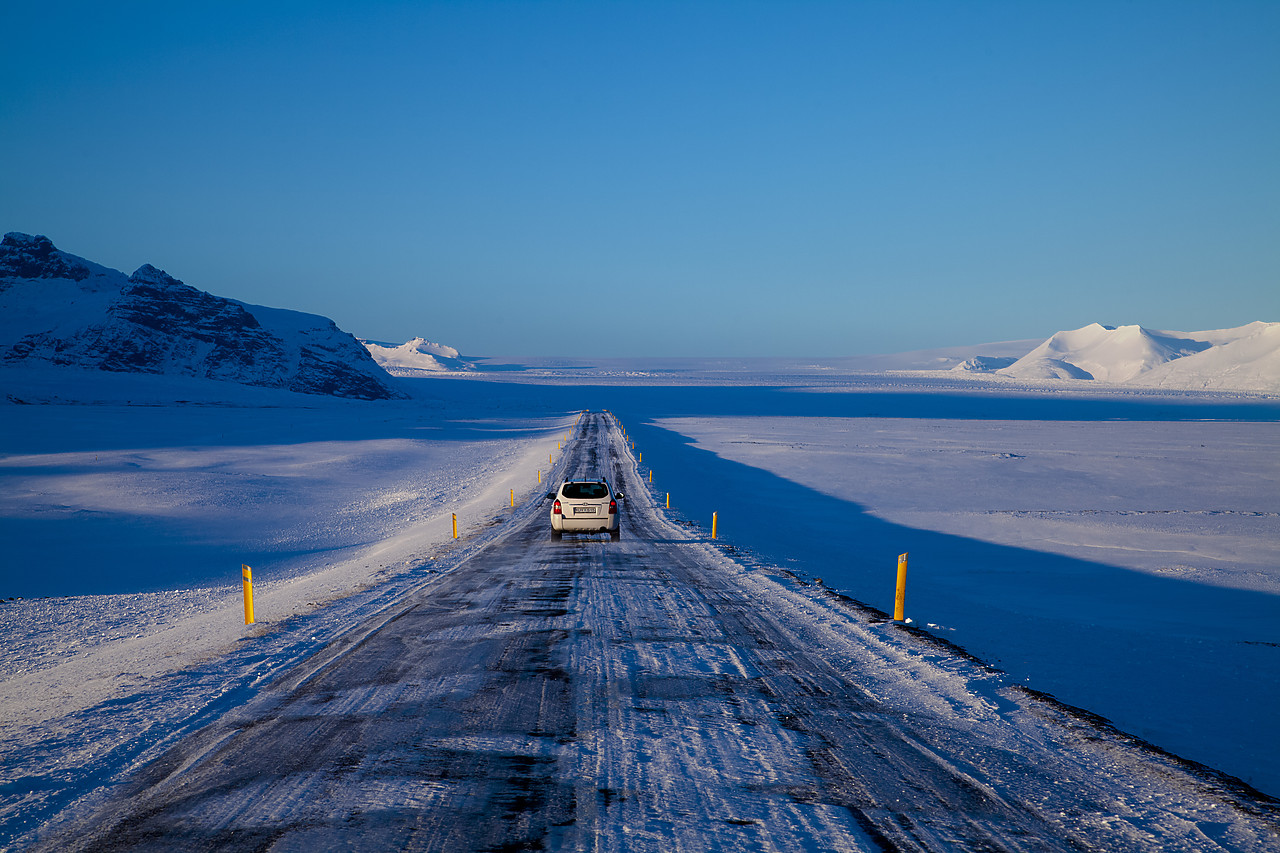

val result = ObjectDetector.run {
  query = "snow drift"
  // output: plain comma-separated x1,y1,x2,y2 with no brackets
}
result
0,233,403,400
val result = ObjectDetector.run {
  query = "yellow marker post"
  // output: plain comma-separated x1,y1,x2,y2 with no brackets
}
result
452,513,458,539
666,493,670,509
538,470,542,484
511,489,515,508
649,470,653,483
241,564,255,625
894,553,909,622
639,451,642,464
712,512,718,540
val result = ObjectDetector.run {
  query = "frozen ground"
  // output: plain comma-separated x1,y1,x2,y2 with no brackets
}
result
2,363,1279,845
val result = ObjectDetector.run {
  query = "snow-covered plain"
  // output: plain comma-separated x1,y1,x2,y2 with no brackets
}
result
2,361,1279,846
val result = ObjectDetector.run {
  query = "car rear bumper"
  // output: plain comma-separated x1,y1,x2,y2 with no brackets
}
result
551,515,618,532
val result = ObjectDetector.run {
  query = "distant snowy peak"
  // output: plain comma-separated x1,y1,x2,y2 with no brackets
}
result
950,355,1019,374
0,232,403,400
363,337,475,374
993,322,1279,391
1006,323,1209,382
1138,322,1280,392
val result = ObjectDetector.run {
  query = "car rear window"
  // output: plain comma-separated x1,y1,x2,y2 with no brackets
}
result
562,482,609,499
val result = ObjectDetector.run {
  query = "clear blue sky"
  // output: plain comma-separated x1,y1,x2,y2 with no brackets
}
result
3,1,1277,357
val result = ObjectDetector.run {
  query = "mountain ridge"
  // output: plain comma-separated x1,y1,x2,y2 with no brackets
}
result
950,321,1279,392
0,233,402,401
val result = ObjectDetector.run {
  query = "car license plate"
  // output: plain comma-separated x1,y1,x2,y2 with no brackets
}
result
573,506,597,515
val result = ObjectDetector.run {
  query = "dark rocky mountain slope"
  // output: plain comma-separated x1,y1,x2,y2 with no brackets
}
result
0,233,402,400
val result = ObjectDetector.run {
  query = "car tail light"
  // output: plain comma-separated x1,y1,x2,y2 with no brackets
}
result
608,500,617,514
553,500,562,515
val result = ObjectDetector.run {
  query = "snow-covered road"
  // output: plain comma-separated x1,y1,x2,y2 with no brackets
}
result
30,413,1280,852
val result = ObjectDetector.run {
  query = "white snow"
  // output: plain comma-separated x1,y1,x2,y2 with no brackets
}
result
824,338,1045,372
362,337,475,374
3,354,1280,843
462,321,1280,394
653,416,1280,595
0,375,572,739
992,321,1280,392
1139,321,1280,391
951,354,1020,373
1003,323,1208,382
0,234,399,400
638,405,1280,797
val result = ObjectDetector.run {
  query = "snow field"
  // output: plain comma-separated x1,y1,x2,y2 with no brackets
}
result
655,416,1280,594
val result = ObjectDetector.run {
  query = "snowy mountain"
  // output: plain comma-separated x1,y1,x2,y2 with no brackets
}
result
362,337,475,374
947,322,1280,392
950,354,1021,373
998,323,1212,382
1136,322,1280,391
0,233,403,400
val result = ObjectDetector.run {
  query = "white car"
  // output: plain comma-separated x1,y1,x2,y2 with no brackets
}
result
550,479,622,539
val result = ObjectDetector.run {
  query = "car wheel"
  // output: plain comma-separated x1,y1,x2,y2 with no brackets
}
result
610,528,621,541
551,530,562,540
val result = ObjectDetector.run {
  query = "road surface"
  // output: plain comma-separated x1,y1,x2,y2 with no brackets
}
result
41,413,1280,851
